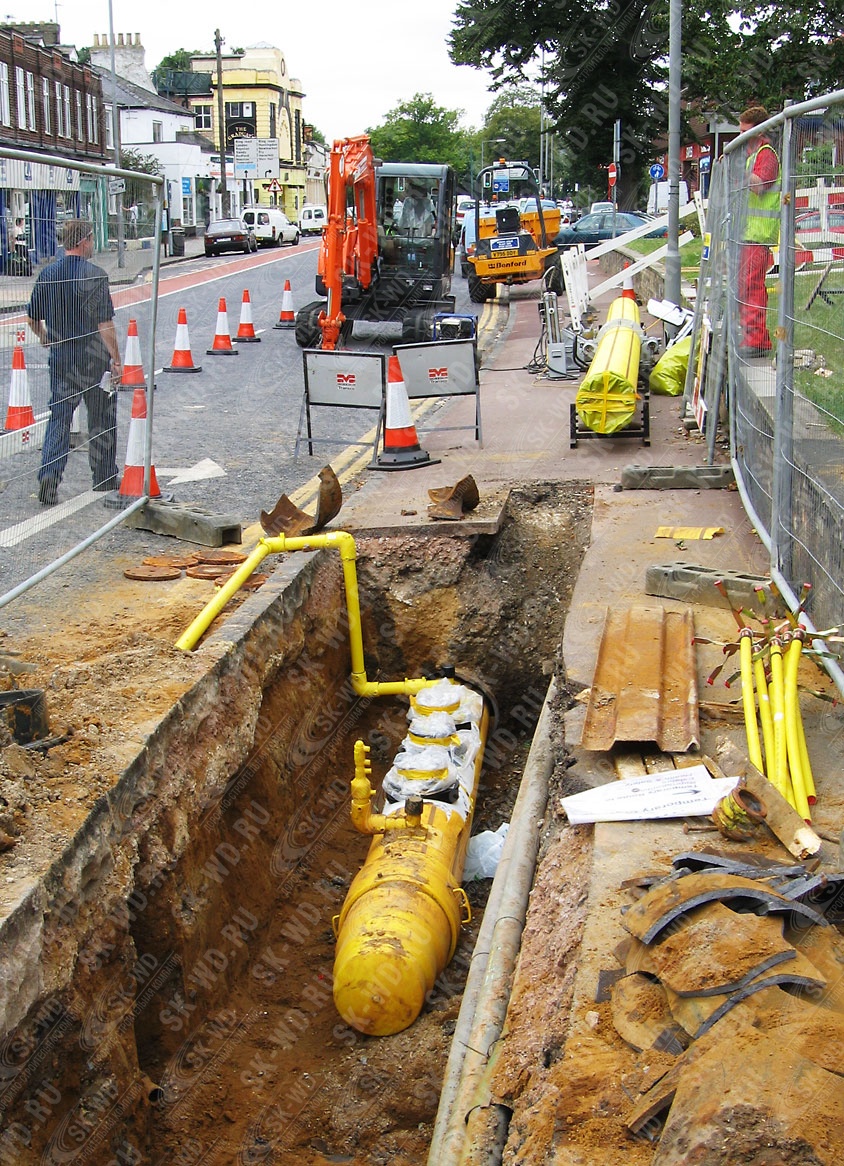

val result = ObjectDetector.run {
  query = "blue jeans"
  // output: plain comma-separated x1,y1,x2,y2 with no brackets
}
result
39,361,118,488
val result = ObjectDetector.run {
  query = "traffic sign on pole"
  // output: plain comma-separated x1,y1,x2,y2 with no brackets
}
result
607,162,618,188
649,163,665,181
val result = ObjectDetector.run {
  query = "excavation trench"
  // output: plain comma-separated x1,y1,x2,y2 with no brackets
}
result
0,482,592,1166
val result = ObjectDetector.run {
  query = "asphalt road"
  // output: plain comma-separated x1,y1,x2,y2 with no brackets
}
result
0,245,481,603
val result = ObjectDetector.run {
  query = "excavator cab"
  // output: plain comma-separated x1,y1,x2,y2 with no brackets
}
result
295,141,457,349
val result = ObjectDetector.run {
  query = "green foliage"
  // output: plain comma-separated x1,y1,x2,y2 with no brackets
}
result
449,0,844,205
120,149,164,206
367,93,472,178
154,49,207,72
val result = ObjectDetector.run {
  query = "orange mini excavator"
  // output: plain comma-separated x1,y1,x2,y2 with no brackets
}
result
295,134,458,349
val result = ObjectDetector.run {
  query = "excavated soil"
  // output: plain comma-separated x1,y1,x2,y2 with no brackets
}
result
0,481,594,1165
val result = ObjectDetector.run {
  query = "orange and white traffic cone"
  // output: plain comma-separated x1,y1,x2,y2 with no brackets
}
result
117,388,161,501
235,289,261,343
164,307,202,373
121,318,148,389
5,345,35,431
372,355,439,471
274,279,295,329
206,297,239,356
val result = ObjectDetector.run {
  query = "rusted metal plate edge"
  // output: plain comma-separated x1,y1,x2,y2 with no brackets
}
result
581,605,700,753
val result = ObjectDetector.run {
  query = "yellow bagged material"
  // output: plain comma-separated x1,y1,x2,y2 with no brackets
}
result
576,294,642,434
649,335,692,396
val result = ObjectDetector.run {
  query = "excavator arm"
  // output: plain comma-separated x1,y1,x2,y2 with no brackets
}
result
317,134,380,349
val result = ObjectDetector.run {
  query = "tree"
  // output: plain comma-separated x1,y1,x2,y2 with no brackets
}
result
119,149,164,207
449,0,844,207
153,49,208,72
481,89,542,173
367,93,472,181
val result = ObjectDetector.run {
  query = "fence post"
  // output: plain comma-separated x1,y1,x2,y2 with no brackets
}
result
771,108,796,587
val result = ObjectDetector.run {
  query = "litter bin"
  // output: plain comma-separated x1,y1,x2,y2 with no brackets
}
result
170,226,185,257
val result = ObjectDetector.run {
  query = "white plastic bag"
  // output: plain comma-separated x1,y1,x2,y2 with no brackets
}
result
463,823,509,881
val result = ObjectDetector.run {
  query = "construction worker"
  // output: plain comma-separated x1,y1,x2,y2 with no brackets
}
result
399,180,435,236
737,105,780,357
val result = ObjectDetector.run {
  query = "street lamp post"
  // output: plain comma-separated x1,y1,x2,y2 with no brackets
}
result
481,138,506,172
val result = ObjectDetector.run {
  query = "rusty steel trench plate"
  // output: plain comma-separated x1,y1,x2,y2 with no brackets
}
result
581,605,699,752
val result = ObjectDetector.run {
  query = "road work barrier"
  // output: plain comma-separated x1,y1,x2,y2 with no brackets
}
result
0,146,163,608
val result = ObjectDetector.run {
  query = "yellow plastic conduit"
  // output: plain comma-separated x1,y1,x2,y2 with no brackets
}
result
739,630,764,774
753,653,775,779
790,629,816,805
783,632,812,821
768,638,792,803
175,531,436,699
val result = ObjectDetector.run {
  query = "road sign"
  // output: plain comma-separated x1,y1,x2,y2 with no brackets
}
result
108,177,125,195
607,163,618,187
649,163,665,181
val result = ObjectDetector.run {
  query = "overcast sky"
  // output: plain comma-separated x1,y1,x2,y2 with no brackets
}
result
50,0,496,140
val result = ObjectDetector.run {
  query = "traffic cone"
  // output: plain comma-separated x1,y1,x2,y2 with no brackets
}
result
235,289,261,343
621,265,636,301
206,298,239,356
5,345,35,430
121,319,148,389
274,279,295,329
371,355,439,471
164,307,202,373
118,388,161,501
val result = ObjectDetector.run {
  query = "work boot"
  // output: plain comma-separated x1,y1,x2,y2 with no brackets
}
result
93,475,121,492
38,479,58,506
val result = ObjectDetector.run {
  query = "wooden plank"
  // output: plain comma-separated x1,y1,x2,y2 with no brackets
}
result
124,501,242,548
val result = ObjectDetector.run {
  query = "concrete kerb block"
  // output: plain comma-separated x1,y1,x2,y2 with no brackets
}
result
645,562,785,613
620,465,735,490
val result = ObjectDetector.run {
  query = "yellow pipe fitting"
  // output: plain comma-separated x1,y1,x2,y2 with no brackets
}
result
350,742,425,835
739,630,764,774
176,529,438,698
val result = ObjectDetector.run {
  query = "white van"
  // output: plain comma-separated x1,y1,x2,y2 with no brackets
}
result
241,207,299,246
647,181,690,214
299,205,327,236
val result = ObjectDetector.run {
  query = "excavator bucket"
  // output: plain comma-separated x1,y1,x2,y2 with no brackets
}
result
260,465,343,537
427,474,480,521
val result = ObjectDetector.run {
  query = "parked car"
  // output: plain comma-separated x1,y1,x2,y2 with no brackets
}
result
204,218,258,257
794,209,844,245
590,200,616,214
454,195,474,242
242,207,299,247
555,211,667,250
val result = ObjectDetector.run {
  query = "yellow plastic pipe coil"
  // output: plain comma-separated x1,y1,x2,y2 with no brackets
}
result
739,630,764,774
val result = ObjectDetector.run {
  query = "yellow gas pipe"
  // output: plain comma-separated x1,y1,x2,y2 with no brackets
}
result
783,631,812,821
739,629,764,774
176,530,434,698
753,652,775,780
333,698,490,1037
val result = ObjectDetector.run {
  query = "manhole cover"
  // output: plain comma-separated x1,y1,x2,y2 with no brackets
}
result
142,553,200,569
185,563,229,580
196,549,248,565
124,564,182,581
215,571,268,591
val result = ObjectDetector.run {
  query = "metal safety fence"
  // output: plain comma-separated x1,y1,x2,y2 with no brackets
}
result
0,147,162,607
685,91,844,693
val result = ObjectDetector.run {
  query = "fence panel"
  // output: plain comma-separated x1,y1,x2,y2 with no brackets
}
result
0,148,162,606
717,93,844,689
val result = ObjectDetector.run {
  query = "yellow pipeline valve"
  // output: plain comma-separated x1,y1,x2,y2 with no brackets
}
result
349,741,424,835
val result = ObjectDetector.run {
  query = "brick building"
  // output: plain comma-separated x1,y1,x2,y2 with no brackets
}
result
0,22,108,260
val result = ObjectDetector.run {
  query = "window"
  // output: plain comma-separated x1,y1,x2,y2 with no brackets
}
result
55,80,63,136
194,103,212,130
104,103,113,150
42,76,51,134
63,86,71,137
0,64,10,127
152,120,162,143
76,90,83,140
15,66,26,130
86,93,93,140
269,103,276,139
91,95,98,143
26,72,35,131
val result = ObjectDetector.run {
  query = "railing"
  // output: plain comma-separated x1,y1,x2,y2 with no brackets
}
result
0,147,163,607
685,92,844,694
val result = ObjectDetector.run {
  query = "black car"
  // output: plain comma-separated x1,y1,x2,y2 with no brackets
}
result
554,211,667,250
204,218,258,257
